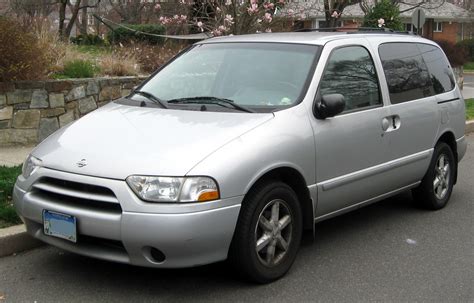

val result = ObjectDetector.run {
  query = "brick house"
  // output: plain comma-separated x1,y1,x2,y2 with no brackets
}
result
285,0,472,44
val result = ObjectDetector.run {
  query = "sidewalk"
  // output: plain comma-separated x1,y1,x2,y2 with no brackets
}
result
0,145,34,167
462,87,474,99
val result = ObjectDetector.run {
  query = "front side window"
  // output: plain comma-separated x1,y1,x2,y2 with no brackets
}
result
379,43,433,104
138,43,319,112
319,46,381,112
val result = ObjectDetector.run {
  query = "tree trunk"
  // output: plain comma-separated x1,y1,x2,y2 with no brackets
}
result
80,0,88,35
64,0,82,39
58,0,67,39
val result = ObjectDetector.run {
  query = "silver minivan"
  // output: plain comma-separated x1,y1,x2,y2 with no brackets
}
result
14,31,467,283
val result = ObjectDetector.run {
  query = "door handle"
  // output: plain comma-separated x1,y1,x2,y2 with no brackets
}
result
382,117,390,131
382,115,400,132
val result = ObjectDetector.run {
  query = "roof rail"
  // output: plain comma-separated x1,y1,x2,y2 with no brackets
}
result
294,27,417,35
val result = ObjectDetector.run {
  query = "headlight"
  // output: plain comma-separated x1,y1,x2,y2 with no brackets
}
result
22,155,42,178
126,176,219,203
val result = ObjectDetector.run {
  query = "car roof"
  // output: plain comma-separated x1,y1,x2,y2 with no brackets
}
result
198,31,436,46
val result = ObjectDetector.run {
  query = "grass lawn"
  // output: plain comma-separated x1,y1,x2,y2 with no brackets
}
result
0,165,22,228
465,62,474,72
466,99,474,121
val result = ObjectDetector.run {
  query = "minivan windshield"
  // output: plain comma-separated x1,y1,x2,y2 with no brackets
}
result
138,42,319,112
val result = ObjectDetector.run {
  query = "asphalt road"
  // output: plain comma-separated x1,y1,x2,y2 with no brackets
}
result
1,136,473,303
465,74,473,86
462,74,474,99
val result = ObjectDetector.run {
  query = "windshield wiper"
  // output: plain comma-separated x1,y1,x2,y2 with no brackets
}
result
167,96,255,113
133,90,168,109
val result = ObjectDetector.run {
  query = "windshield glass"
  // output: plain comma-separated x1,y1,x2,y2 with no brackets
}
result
139,42,319,111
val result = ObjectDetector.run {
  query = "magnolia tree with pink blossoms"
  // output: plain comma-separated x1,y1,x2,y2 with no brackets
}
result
153,0,288,36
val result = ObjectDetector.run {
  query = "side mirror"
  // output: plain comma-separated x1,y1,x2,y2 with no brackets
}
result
314,93,345,119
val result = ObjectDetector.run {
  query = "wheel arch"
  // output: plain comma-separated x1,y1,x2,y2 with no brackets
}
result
243,166,314,231
436,130,458,184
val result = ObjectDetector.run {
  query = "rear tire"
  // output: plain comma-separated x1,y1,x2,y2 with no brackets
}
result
229,181,302,283
412,142,455,210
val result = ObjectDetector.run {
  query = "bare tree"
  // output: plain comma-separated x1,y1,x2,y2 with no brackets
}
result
58,0,101,39
8,0,56,17
108,0,158,24
8,0,56,25
359,0,446,15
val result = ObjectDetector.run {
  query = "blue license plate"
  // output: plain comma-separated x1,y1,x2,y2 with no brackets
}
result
43,210,77,243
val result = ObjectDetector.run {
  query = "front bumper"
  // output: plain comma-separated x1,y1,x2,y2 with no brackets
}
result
13,167,242,268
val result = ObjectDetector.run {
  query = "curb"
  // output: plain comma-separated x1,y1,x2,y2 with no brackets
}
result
466,120,474,134
0,224,44,257
0,121,473,257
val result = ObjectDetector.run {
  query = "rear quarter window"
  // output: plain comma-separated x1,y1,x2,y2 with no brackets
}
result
378,42,434,104
416,43,455,94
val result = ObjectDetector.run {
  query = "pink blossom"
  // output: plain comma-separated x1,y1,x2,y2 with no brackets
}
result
265,28,272,33
288,9,294,16
278,0,284,3
218,25,227,32
224,14,234,24
154,3,161,10
159,16,170,25
331,11,340,18
197,21,204,32
263,2,274,9
247,3,258,14
264,12,272,22
180,14,187,21
377,18,385,27
225,0,232,5
216,6,221,12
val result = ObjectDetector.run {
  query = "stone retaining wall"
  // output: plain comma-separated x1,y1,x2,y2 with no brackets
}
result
0,76,147,146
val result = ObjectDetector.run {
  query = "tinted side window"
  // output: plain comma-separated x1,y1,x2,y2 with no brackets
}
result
379,43,434,104
417,43,455,94
319,46,381,112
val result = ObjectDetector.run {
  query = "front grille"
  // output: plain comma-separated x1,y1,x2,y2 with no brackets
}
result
31,177,122,214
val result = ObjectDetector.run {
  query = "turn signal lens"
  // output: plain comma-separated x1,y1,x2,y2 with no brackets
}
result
197,190,220,202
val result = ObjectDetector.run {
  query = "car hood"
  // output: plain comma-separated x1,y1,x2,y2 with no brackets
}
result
32,102,274,180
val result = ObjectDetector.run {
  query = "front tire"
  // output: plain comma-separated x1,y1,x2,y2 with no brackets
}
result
229,181,302,283
412,142,456,210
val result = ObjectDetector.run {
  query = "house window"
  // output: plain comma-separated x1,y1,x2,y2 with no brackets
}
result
434,22,443,32
405,23,422,34
87,14,94,26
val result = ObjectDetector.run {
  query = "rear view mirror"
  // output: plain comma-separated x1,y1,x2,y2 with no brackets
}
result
314,93,345,119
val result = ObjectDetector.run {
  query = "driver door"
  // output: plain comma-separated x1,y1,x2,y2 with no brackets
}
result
310,42,392,218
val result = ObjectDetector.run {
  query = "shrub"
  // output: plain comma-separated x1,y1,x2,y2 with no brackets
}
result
126,42,186,73
107,24,166,45
456,39,474,61
362,0,403,31
0,17,49,81
71,34,104,46
31,18,69,77
435,40,468,67
59,60,99,78
97,51,140,77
